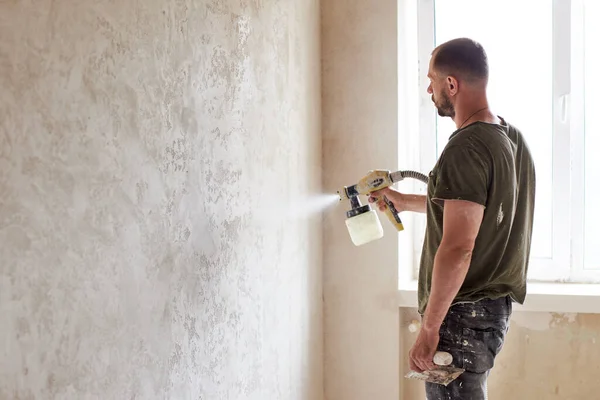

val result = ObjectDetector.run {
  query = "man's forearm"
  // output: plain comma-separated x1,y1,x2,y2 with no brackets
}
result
422,243,472,331
402,194,427,213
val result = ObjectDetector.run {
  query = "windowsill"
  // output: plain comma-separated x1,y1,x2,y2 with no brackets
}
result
398,280,600,313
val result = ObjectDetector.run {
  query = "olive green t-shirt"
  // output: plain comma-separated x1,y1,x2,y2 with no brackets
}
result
417,117,536,315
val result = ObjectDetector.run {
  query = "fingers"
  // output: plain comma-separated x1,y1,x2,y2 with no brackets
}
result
368,189,393,212
422,357,435,371
367,191,381,205
408,347,435,373
409,350,429,373
371,199,387,212
410,356,434,373
408,348,421,373
412,356,430,373
409,357,422,373
369,188,390,199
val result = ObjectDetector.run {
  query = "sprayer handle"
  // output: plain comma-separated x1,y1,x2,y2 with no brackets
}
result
382,197,404,232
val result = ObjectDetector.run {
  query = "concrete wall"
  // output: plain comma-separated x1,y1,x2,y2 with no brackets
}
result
0,1,323,399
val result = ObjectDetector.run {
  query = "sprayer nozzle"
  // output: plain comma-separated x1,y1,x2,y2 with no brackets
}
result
338,185,359,201
337,187,348,201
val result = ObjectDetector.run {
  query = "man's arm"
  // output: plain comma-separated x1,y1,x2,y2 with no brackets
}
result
422,198,484,330
400,193,427,213
409,198,484,372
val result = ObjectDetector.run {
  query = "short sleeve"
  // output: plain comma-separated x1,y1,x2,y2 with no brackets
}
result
432,144,490,207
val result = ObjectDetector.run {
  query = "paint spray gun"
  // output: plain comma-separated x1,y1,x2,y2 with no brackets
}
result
337,169,429,246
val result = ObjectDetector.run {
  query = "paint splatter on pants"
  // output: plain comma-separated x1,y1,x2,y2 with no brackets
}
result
425,296,512,400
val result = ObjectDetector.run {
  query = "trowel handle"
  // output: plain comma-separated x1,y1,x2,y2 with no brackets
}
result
382,196,404,231
433,351,453,366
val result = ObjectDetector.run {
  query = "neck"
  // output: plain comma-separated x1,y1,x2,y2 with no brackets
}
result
453,93,498,129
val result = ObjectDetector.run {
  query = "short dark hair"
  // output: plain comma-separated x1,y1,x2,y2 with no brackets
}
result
432,38,489,83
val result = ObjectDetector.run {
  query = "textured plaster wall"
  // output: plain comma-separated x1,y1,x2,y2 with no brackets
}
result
0,1,322,399
321,0,404,399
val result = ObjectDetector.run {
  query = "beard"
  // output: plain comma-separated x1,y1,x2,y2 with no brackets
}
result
432,90,455,118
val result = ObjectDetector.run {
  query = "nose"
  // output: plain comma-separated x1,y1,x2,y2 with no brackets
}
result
427,84,432,94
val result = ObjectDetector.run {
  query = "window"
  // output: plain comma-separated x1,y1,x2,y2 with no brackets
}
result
408,0,600,283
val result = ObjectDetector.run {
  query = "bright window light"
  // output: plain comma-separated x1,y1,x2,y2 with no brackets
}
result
433,0,553,260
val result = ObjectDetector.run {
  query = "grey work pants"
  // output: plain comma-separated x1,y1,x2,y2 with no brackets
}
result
425,296,512,400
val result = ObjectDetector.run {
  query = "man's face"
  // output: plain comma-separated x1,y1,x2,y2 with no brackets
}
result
427,59,455,118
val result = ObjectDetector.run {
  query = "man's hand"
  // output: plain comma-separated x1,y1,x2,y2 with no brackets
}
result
409,326,440,372
368,187,427,214
368,187,406,211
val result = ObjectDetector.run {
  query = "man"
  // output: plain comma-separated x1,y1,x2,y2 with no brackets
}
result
370,38,536,398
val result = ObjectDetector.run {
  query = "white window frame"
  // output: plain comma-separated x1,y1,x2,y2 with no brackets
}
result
398,0,600,312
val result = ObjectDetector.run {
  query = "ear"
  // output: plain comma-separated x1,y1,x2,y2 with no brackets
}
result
446,76,459,96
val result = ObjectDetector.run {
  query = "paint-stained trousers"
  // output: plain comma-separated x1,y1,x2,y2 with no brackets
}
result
425,296,512,400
